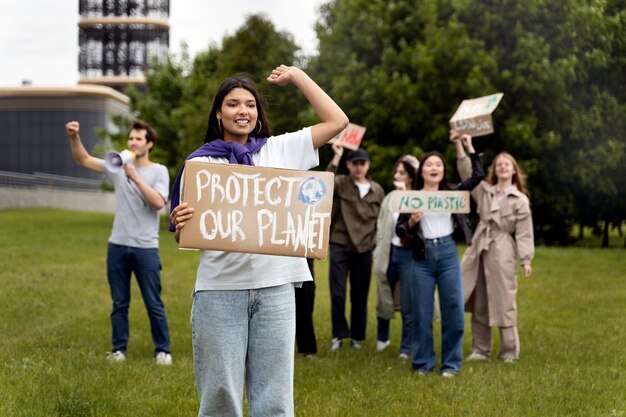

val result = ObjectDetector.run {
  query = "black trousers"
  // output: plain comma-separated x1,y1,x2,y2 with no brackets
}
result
329,243,373,341
295,258,317,354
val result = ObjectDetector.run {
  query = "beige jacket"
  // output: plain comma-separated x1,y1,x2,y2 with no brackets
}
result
373,193,396,320
458,156,535,326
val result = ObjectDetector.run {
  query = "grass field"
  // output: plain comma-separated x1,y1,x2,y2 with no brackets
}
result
0,208,624,417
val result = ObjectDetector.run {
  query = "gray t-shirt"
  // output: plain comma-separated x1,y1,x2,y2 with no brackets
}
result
103,162,169,249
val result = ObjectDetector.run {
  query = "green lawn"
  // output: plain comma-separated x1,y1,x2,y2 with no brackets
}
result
0,208,624,417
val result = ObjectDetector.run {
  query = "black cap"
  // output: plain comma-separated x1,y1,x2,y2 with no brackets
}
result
346,148,370,162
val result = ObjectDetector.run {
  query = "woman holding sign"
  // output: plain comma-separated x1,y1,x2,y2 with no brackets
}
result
169,65,348,417
452,131,534,364
396,137,483,377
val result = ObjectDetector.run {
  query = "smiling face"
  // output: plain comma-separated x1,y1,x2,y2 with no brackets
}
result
494,155,516,182
421,154,445,188
217,87,258,143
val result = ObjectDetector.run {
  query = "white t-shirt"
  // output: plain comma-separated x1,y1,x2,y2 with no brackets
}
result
356,181,371,198
420,212,454,239
183,127,318,290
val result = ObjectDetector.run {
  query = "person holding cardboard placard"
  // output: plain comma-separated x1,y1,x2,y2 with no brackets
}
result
373,155,420,359
169,65,348,417
452,130,534,364
326,143,385,351
65,120,172,366
396,136,483,377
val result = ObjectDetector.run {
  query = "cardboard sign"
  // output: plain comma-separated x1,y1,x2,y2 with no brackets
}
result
449,93,503,137
389,190,471,213
179,161,334,259
329,123,367,150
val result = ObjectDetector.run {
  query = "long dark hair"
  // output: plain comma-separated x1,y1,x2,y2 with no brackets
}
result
413,151,451,191
203,76,271,143
394,155,420,190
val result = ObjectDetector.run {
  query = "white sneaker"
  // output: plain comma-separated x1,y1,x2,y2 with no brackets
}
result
502,358,517,364
330,338,342,351
466,352,489,362
106,351,126,363
350,339,362,349
398,353,410,361
376,340,391,352
441,371,457,378
155,352,173,366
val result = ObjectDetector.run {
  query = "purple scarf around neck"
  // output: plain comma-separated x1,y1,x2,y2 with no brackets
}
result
169,137,268,231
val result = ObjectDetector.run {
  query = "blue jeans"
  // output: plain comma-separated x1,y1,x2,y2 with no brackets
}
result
410,235,464,374
191,284,296,417
106,243,170,354
377,245,413,355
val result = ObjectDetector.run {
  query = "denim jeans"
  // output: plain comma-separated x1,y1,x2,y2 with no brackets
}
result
191,284,296,417
377,245,413,355
329,243,373,341
106,243,170,354
410,235,464,374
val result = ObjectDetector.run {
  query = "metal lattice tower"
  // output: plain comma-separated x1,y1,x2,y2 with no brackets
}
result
78,0,170,91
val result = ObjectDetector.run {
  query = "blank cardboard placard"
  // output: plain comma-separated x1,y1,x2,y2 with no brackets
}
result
449,93,503,137
179,160,334,259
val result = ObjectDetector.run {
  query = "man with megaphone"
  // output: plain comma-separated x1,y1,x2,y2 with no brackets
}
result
65,119,173,366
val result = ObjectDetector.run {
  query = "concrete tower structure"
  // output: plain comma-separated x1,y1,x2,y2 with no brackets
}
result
78,0,170,92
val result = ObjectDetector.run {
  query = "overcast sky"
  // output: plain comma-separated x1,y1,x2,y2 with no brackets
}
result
0,1,324,87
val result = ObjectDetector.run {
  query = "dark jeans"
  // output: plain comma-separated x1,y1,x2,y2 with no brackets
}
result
295,258,317,354
329,243,373,341
107,243,170,354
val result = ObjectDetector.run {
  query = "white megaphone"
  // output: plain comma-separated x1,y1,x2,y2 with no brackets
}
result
105,149,136,172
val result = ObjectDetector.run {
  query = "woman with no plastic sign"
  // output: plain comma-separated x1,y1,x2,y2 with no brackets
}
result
396,134,484,377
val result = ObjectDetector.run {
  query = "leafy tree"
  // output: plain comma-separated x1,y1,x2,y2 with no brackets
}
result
314,0,625,244
312,0,499,186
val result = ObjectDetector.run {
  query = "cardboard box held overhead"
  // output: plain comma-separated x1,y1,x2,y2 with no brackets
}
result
329,123,367,150
178,161,334,259
449,93,503,137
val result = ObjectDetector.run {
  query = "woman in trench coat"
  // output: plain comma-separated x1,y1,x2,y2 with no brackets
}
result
452,131,534,363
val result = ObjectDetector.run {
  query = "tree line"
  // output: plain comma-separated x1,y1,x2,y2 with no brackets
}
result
113,0,624,247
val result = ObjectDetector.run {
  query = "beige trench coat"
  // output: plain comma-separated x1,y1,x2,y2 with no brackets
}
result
373,193,396,320
460,181,534,327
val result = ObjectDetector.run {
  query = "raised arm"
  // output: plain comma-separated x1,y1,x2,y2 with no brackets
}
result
65,121,104,173
450,129,471,180
326,142,344,172
267,65,349,149
455,135,484,192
